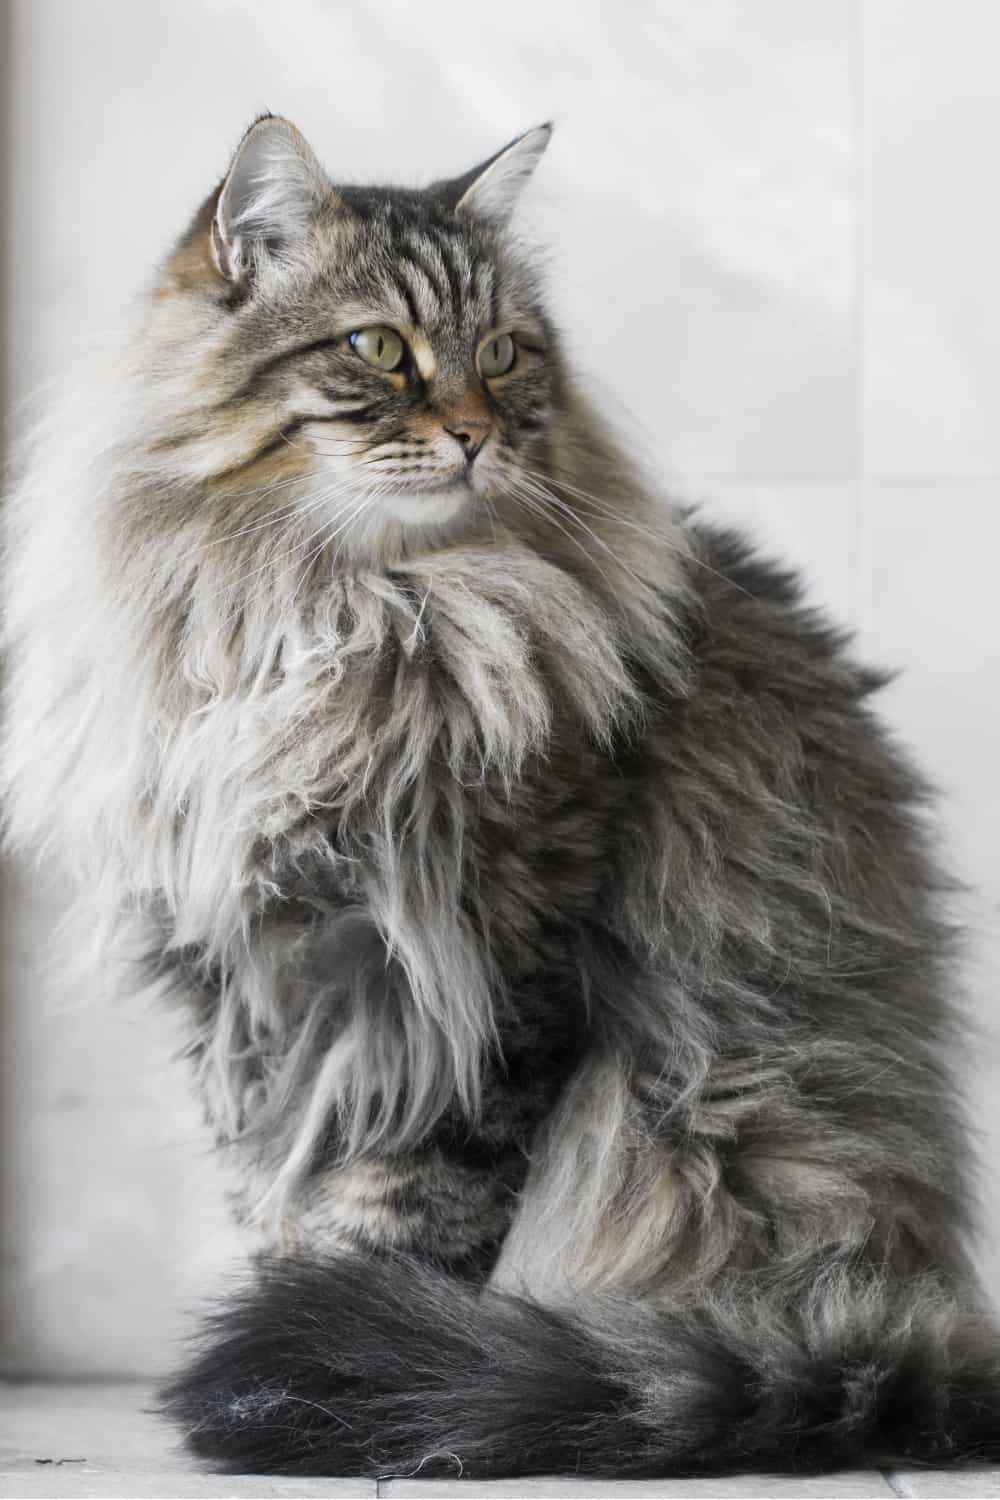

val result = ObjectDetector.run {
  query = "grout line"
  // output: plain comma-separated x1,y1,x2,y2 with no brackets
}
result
848,473,1000,486
676,474,1000,490
677,474,859,489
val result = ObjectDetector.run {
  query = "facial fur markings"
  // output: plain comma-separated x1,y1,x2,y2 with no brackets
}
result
397,247,451,314
231,335,346,400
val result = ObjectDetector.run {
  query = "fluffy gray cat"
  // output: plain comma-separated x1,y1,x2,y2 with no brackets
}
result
3,117,998,1477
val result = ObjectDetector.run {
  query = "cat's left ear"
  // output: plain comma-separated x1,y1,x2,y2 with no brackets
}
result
212,114,330,280
440,124,552,228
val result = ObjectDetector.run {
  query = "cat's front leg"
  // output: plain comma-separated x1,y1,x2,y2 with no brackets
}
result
277,1133,527,1277
148,904,547,1277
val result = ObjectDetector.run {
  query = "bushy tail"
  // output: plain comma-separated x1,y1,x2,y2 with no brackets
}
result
161,1252,1000,1478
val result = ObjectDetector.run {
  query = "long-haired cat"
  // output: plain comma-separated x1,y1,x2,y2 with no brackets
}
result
3,116,999,1478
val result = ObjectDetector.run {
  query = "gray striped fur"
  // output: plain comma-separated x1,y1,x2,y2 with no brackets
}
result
4,117,998,1475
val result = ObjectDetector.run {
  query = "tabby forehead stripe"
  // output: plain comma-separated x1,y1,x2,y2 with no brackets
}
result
390,272,421,330
469,257,498,329
425,225,469,317
397,247,450,315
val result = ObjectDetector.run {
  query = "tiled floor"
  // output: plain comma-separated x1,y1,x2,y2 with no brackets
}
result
3,1384,1000,1500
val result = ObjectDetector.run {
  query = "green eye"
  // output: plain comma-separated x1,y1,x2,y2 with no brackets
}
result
349,326,405,372
478,332,516,379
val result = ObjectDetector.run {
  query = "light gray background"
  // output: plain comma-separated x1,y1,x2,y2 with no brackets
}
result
1,0,997,1377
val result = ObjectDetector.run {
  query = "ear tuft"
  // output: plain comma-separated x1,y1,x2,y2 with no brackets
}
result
212,115,329,281
448,123,552,228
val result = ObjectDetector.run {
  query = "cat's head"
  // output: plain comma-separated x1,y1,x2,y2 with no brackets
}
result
141,115,565,560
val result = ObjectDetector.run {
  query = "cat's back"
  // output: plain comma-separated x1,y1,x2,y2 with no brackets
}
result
608,512,946,996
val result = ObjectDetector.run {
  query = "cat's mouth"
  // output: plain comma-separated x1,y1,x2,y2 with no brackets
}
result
384,471,471,495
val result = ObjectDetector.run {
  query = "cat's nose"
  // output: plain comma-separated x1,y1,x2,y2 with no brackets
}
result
444,419,490,463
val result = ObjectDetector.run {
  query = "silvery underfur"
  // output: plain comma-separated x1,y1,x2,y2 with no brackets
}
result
4,117,999,1476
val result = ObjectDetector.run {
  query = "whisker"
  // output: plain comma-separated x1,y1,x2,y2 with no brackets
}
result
279,429,365,457
124,470,365,593
504,471,631,584
239,491,371,616
521,465,755,601
522,467,678,542
208,483,369,604
328,490,386,571
515,474,651,593
498,477,618,594
293,489,385,596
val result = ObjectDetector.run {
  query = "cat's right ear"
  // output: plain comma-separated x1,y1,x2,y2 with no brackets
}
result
211,115,330,281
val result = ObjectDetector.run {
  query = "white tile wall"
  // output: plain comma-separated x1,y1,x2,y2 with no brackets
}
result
862,0,1000,477
1,0,997,1374
860,481,1000,1294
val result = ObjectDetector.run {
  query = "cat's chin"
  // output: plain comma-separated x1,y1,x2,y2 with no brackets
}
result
380,482,471,528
